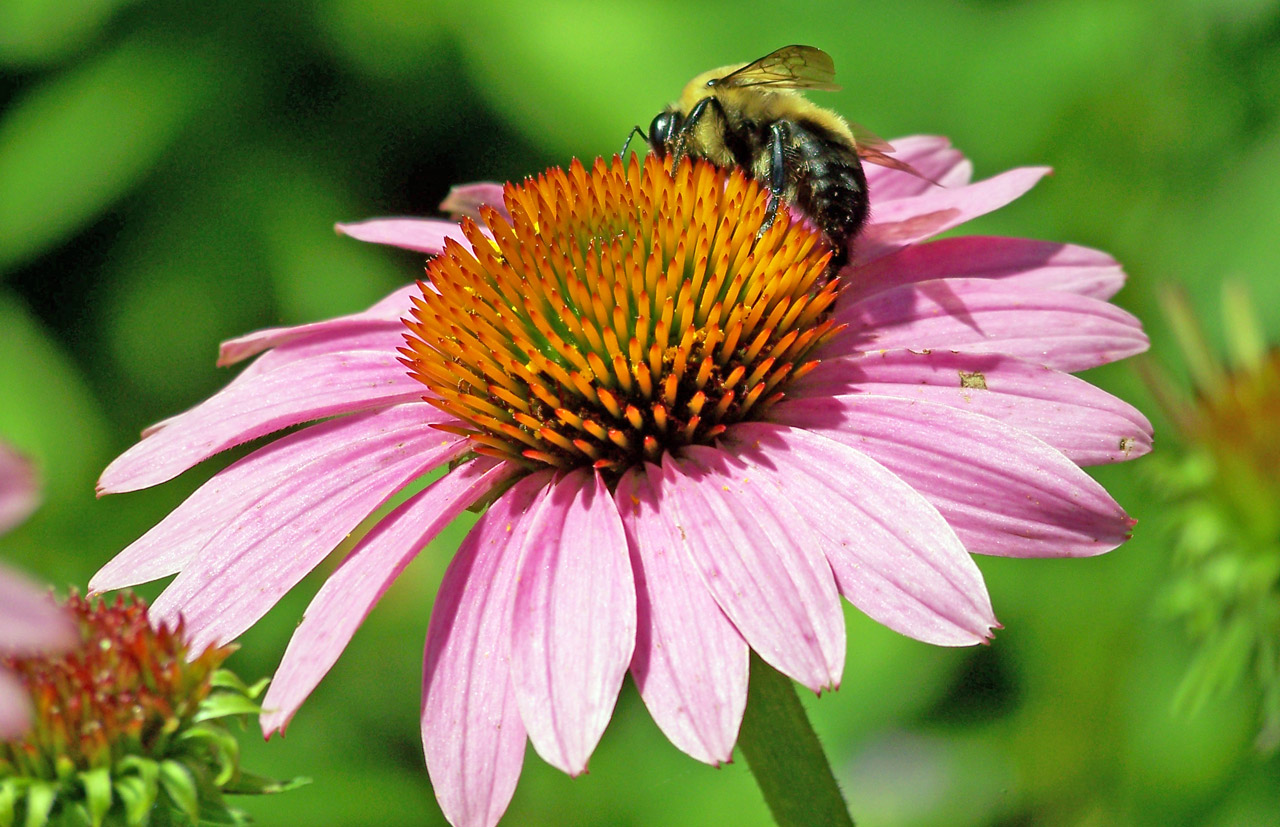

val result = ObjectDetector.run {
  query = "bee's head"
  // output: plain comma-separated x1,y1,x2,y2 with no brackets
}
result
648,109,682,155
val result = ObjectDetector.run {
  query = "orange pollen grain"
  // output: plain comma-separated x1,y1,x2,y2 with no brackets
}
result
401,155,843,476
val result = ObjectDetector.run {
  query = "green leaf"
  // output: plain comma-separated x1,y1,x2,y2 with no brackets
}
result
112,775,156,827
22,782,56,827
77,769,111,827
192,695,261,724
156,763,198,825
0,32,216,273
0,0,132,67
218,773,311,797
0,779,16,827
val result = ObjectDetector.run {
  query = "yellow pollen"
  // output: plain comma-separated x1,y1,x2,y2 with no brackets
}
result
401,155,842,479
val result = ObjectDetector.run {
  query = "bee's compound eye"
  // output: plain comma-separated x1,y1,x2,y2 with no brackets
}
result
648,111,681,154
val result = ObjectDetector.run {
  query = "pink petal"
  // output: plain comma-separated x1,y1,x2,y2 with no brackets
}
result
101,325,423,494
856,167,1051,263
0,444,39,535
422,472,551,827
92,403,461,593
656,449,845,693
261,458,513,735
847,236,1127,303
723,423,997,645
217,285,420,366
793,349,1152,466
0,565,77,653
864,135,973,201
510,470,636,775
615,466,747,766
829,278,1149,373
440,182,509,222
95,406,467,651
0,670,32,740
776,395,1135,558
336,217,480,255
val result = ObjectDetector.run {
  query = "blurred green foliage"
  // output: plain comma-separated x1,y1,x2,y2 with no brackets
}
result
2,0,1279,824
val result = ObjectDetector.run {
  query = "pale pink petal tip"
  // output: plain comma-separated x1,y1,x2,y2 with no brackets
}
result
616,466,747,765
335,217,473,255
723,423,998,647
655,450,845,693
511,470,636,775
0,565,77,653
422,474,550,827
0,443,39,535
260,458,511,736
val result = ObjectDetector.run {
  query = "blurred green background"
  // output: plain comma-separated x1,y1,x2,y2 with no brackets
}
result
3,0,1279,824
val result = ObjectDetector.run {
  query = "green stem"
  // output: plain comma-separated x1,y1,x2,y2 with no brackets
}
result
738,652,855,827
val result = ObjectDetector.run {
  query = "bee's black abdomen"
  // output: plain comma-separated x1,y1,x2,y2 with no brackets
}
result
788,120,868,274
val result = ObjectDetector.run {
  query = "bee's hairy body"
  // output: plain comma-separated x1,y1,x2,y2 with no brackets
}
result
672,69,868,273
642,46,920,276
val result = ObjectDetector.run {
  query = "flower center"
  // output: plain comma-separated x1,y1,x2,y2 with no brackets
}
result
402,156,842,477
1,592,232,775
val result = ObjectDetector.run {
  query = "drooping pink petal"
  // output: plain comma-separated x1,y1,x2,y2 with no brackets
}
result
615,466,747,766
422,472,550,827
656,449,845,693
723,423,997,645
864,135,973,201
261,458,513,736
792,349,1152,465
96,407,466,646
440,182,509,222
337,217,482,254
776,395,1134,558
0,671,32,740
217,285,420,366
0,565,76,653
856,167,1051,263
847,236,1127,303
101,326,423,494
829,278,1148,373
510,470,636,775
0,443,38,535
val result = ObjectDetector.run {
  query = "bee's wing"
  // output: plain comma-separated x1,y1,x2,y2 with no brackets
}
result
849,123,939,185
713,45,842,91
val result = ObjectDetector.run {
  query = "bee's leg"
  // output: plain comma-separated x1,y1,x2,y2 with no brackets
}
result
620,126,647,158
672,96,727,167
758,121,790,239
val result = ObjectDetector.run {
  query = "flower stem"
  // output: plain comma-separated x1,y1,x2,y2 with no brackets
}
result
738,652,855,827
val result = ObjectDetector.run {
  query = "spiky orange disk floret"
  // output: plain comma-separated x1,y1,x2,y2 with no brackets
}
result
402,155,843,476
1,592,232,776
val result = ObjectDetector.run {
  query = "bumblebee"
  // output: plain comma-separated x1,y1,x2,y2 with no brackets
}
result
634,45,921,273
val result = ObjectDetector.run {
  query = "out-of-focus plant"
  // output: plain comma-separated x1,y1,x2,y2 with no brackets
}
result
1144,282,1280,750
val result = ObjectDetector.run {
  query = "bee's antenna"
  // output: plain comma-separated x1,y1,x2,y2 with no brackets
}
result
620,125,648,159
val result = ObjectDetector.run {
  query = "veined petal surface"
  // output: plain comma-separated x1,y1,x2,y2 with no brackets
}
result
510,470,636,775
101,325,423,493
857,167,1051,262
656,449,845,693
793,348,1152,465
776,395,1134,558
723,423,997,645
616,466,748,766
262,458,512,735
830,278,1148,372
848,236,1127,303
422,473,550,827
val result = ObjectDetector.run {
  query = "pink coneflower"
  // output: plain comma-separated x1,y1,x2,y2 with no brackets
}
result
92,139,1149,826
2,592,302,824
0,443,75,740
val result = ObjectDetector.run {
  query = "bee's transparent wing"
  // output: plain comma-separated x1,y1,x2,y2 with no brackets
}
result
849,123,938,184
713,45,841,91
